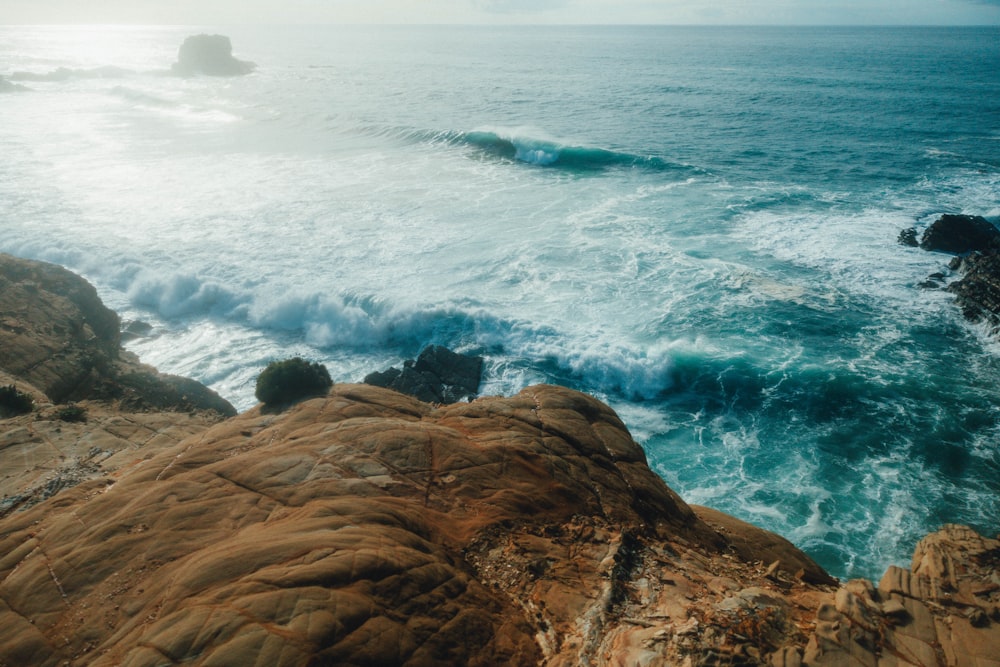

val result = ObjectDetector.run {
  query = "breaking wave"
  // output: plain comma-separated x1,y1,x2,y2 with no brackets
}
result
386,126,696,173
9,65,134,82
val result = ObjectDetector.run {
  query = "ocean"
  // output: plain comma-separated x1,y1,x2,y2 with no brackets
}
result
2,24,999,580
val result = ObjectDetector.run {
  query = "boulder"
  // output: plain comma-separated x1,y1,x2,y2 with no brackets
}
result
364,344,483,403
918,213,1000,254
171,34,256,77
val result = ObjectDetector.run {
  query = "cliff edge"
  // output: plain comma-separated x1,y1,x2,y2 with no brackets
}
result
1,255,998,666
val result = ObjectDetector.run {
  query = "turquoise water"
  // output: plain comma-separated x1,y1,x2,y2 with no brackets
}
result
2,25,999,579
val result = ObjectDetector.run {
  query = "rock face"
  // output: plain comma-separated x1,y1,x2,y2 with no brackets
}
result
171,34,256,77
0,382,819,666
1,376,997,665
803,524,1000,667
0,253,235,521
0,253,235,415
364,344,484,403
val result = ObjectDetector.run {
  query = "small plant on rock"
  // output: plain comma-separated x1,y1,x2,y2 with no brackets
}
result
56,404,88,423
0,385,34,418
255,357,332,407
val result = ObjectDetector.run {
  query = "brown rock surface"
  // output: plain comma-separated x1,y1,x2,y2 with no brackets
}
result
0,252,235,415
2,254,999,665
2,380,999,664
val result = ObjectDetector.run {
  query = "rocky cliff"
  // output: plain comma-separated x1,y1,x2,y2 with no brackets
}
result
1,255,998,666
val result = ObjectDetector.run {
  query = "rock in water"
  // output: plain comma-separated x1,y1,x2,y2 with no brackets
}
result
907,214,1000,333
171,34,255,77
364,344,483,403
948,249,1000,330
919,213,1000,254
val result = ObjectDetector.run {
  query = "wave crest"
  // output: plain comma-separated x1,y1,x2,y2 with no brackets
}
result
391,126,694,173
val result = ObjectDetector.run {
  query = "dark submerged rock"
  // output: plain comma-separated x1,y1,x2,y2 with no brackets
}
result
918,213,1000,254
171,34,255,77
897,227,919,247
364,345,483,403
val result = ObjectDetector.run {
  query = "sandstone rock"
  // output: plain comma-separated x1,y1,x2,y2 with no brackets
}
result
0,382,837,666
919,213,1000,254
171,34,255,77
3,256,1000,665
0,253,234,415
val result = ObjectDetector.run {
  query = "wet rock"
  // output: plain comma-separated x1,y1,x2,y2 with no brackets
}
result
947,249,1000,330
898,227,919,247
919,213,1000,254
906,214,1000,333
364,344,483,403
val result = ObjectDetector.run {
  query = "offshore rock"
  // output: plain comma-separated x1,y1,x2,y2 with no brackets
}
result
364,344,483,403
0,76,29,93
0,253,235,415
171,34,256,77
9,66,133,82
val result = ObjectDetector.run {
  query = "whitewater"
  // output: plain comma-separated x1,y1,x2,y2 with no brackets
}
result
2,24,999,580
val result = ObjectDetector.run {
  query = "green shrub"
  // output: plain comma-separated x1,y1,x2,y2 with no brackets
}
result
0,385,34,417
255,357,332,406
56,404,88,423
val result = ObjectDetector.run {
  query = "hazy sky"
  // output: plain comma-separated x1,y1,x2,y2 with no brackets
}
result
5,0,1000,25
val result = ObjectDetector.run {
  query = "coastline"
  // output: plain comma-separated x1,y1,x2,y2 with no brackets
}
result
2,253,999,664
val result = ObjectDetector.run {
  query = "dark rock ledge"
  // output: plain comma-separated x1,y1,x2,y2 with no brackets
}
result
902,213,1000,331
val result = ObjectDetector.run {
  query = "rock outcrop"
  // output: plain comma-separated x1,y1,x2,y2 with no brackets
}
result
0,253,235,415
364,344,484,403
0,253,235,519
171,34,255,77
904,214,1000,332
916,214,1000,255
9,66,132,82
2,254,999,665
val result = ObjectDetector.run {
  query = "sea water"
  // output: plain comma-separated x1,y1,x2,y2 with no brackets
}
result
2,25,999,580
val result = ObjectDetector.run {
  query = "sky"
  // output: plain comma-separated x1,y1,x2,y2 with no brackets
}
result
4,0,1000,25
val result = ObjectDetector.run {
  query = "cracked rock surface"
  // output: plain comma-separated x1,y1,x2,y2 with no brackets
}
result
2,253,999,666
